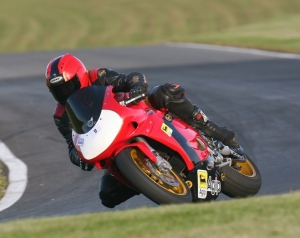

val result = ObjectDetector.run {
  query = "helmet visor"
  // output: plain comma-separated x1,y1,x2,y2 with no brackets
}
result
50,75,81,104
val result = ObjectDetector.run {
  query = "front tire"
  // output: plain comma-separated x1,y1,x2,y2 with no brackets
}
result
115,147,192,204
220,154,262,198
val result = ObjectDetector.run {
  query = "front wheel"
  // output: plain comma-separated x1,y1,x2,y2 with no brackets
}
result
220,154,262,198
115,147,192,204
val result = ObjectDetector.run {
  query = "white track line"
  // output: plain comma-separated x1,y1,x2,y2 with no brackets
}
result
166,42,300,59
0,140,27,212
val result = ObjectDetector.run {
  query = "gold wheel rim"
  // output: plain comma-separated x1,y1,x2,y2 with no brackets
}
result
130,149,188,195
235,160,256,177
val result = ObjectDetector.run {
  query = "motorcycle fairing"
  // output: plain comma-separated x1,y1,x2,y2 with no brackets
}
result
72,110,123,160
67,85,209,168
66,86,124,160
66,86,106,134
161,119,209,165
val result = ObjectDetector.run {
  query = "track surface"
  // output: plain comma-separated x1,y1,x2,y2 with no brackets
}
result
0,44,300,222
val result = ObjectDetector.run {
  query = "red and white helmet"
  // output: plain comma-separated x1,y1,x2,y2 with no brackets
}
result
45,53,90,104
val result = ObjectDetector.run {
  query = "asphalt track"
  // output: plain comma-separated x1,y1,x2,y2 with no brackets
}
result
0,44,300,222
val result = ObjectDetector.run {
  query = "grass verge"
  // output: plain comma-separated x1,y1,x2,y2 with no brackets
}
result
189,14,300,53
0,0,300,53
0,161,8,200
0,191,300,238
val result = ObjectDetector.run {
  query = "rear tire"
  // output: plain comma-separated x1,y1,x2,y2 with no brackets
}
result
221,154,262,198
115,147,192,204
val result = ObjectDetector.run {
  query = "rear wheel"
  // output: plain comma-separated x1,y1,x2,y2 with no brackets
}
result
220,154,262,198
115,147,192,204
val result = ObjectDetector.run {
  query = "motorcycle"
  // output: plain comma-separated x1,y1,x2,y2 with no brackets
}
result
66,85,262,204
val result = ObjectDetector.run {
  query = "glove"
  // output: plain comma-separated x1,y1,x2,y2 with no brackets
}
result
79,159,94,171
129,85,148,103
69,147,94,171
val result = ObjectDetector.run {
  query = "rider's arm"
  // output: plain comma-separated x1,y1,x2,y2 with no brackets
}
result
88,68,148,92
53,103,94,171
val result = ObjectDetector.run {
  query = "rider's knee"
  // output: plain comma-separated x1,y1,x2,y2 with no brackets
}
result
148,83,186,110
148,83,194,119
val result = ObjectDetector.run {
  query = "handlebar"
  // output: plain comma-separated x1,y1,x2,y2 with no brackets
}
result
119,93,146,106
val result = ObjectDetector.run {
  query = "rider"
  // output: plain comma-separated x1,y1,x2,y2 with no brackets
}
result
45,53,241,208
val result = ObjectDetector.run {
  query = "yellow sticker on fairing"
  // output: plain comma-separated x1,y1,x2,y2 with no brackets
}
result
198,170,208,199
161,123,173,136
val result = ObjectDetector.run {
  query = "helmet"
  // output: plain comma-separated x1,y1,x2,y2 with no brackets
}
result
45,53,90,105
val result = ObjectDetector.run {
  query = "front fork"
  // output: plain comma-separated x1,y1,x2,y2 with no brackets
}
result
134,137,172,172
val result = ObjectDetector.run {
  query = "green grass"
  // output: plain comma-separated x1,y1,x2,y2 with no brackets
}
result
0,162,7,200
191,14,300,53
1,191,300,238
0,0,300,53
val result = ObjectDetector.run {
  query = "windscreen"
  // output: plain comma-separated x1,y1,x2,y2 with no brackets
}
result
66,86,107,134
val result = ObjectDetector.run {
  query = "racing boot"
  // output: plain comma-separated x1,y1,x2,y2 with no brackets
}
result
190,106,243,154
99,170,140,208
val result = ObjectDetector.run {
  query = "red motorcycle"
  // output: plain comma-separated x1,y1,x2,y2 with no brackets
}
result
66,85,261,204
